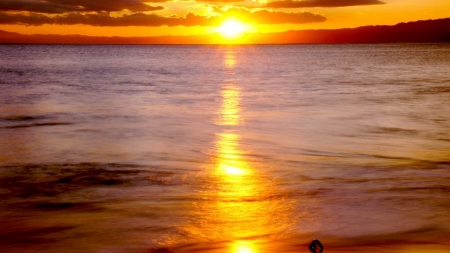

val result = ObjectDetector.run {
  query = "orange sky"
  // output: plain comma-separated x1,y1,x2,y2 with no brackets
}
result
0,0,449,37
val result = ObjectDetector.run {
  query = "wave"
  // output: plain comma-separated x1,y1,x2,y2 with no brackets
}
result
3,122,72,129
0,163,178,199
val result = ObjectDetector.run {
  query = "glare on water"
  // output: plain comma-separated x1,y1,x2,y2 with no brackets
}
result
177,48,296,253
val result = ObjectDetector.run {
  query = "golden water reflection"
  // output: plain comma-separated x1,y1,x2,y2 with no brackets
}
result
216,132,247,176
233,240,259,253
206,129,294,247
224,49,237,70
216,84,242,126
185,49,294,253
216,50,241,126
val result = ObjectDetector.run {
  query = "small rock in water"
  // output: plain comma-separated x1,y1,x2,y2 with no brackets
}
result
308,239,323,253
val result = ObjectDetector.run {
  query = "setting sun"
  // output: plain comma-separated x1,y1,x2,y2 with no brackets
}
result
217,19,247,39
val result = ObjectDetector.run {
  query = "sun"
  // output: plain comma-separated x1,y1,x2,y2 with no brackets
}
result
217,18,247,39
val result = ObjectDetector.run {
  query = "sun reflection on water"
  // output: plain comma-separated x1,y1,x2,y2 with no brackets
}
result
217,86,241,126
233,240,258,253
224,50,237,70
217,50,241,127
216,132,247,176
192,48,294,253
173,49,295,253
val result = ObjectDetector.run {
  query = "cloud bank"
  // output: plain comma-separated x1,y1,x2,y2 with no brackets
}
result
0,8,326,26
266,0,384,8
219,7,326,24
0,0,166,14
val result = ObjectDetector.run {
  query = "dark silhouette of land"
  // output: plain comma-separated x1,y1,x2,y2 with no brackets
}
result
1,18,449,44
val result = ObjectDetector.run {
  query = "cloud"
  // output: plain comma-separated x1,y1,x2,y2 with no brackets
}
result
0,12,207,27
254,9,326,24
0,8,326,27
266,0,385,8
0,0,167,14
220,7,326,24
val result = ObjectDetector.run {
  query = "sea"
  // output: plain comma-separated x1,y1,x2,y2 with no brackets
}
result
0,43,449,253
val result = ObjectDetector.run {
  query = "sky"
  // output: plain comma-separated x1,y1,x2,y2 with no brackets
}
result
0,0,449,38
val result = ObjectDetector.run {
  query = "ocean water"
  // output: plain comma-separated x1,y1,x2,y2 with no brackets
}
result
0,44,450,253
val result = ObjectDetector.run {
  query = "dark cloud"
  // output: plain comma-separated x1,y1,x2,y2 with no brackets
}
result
0,12,207,27
0,0,167,14
0,8,326,27
266,0,385,8
0,0,80,14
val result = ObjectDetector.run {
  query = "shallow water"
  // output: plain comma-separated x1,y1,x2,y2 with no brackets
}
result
1,44,450,253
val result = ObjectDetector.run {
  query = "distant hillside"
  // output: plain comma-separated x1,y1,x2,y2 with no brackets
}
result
1,18,449,44
252,18,450,44
0,30,22,38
